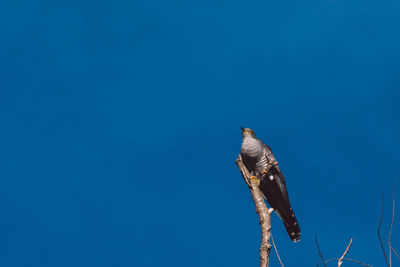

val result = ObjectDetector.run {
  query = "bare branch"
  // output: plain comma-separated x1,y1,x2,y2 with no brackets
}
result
271,233,284,267
326,257,373,267
236,155,272,267
342,258,374,267
338,238,353,267
325,258,336,264
378,190,390,267
388,181,397,267
315,235,326,267
388,244,400,260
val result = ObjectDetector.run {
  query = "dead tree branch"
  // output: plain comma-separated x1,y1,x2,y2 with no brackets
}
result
315,235,327,267
378,190,390,267
318,237,371,267
325,257,373,267
388,243,400,260
388,181,397,267
338,238,353,267
236,155,273,267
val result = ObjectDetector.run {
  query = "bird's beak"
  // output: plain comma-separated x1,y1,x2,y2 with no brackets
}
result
241,127,245,132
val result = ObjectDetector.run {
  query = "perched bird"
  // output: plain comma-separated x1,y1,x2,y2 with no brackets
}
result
240,127,300,242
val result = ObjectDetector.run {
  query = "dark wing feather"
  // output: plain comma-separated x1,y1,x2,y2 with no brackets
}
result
260,145,301,242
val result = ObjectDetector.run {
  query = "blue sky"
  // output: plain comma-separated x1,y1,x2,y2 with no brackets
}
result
1,0,400,266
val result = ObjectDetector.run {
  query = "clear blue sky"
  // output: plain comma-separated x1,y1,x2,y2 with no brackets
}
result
1,0,400,266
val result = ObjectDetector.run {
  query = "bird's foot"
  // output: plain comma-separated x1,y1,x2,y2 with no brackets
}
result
249,175,260,185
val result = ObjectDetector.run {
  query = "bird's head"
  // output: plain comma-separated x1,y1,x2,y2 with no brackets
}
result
241,127,256,138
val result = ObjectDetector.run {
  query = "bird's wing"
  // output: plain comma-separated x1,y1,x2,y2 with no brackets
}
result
262,145,288,199
260,145,300,242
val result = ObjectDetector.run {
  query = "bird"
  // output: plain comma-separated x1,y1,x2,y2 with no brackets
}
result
240,127,300,242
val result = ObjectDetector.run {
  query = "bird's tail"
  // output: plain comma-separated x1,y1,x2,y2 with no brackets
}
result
277,208,300,242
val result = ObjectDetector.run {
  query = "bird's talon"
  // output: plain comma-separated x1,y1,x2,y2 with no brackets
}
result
249,175,259,185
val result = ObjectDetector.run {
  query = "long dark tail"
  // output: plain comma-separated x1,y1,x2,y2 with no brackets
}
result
259,167,301,242
279,208,300,242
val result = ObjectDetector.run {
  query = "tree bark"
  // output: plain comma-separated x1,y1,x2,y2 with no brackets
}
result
236,155,273,267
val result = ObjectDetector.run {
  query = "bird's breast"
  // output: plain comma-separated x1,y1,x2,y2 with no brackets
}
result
241,138,263,157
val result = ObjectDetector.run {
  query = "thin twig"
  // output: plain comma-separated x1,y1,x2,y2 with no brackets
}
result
342,258,374,267
338,238,353,266
236,155,272,267
325,257,373,267
315,235,326,267
271,233,284,267
378,190,390,267
388,244,400,260
388,181,396,267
